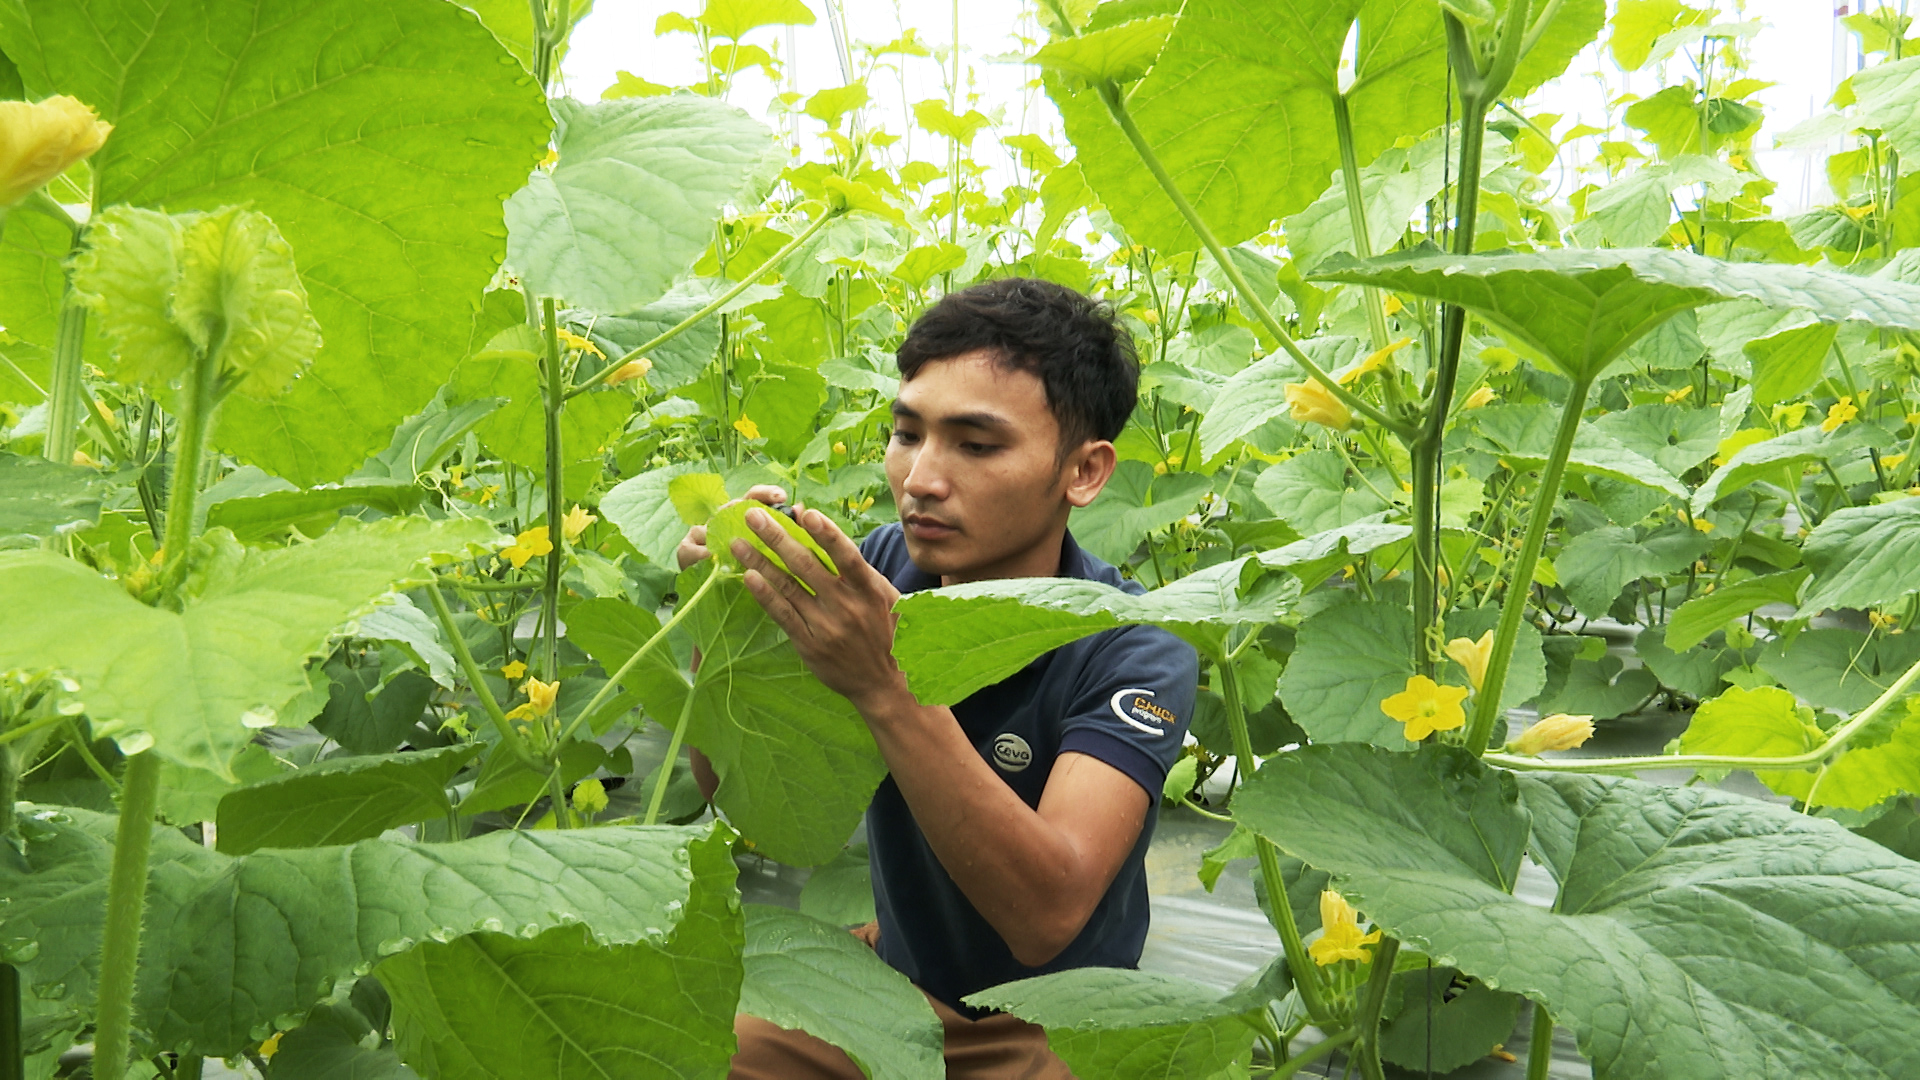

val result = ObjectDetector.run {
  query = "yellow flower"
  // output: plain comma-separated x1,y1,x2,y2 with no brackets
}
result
1308,890,1382,966
502,526,552,569
1884,453,1908,470
562,504,597,542
1380,674,1470,741
1664,384,1694,404
258,1032,284,1061
605,357,652,385
0,95,112,207
1771,402,1809,429
1462,386,1498,410
1822,396,1859,433
1691,517,1715,533
1382,294,1404,317
555,326,604,357
571,777,609,817
1443,631,1494,691
1507,713,1595,755
1869,610,1898,631
474,483,501,506
509,676,560,720
1338,337,1412,385
734,416,762,440
500,660,527,680
1285,381,1353,430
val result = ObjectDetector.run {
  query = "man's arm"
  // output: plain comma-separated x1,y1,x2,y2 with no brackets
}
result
731,504,1149,967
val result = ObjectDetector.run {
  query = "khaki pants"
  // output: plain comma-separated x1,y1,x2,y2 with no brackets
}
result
729,924,1075,1080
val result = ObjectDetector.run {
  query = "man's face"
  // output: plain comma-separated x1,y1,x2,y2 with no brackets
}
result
885,350,1093,583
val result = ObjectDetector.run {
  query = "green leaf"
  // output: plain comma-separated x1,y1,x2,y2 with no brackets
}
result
1255,520,1410,587
266,994,418,1080
1536,652,1659,720
0,516,494,775
797,842,875,927
1442,605,1545,714
889,242,968,290
1029,15,1176,82
892,557,1273,705
205,482,426,542
603,461,711,567
1668,682,1919,811
696,0,817,39
459,0,595,73
1666,568,1808,651
1377,969,1524,1075
1759,628,1920,713
173,206,324,400
350,595,457,687
1799,713,1920,812
805,81,869,125
1852,55,1920,163
1586,403,1720,479
1585,156,1738,247
0,452,107,540
1070,460,1212,565
377,830,742,1080
1554,525,1709,619
1800,497,1920,615
1507,0,1607,99
909,100,991,145
1744,321,1837,408
352,397,504,484
457,738,607,816
1251,449,1389,536
668,472,732,526
1311,247,1920,380
1692,423,1884,514
1283,133,1505,275
965,966,1270,1080
1635,625,1755,700
1676,684,1818,772
312,665,438,757
215,744,480,855
739,906,943,1080
1461,403,1686,496
506,96,778,315
1054,0,1449,254
0,808,736,1059
1277,600,1416,747
1611,0,1713,71
0,0,553,483
449,325,631,470
706,498,838,585
1238,743,1530,892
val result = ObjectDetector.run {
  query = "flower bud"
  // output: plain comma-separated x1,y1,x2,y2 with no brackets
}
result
1508,713,1595,755
1285,380,1353,430
0,96,111,207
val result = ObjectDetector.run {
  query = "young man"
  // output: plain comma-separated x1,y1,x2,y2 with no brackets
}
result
677,277,1199,1078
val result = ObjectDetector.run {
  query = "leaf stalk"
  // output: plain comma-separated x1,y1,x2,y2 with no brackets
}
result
92,751,161,1080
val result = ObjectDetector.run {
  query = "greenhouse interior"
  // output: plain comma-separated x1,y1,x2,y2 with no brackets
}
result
4,0,1920,1077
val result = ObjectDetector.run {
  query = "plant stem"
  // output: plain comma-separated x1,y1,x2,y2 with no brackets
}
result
1217,657,1331,1024
159,330,226,598
545,761,575,830
565,210,843,399
1271,1028,1360,1080
1,961,20,1080
1464,375,1593,756
41,302,89,469
93,751,161,1080
1526,1004,1554,1080
425,582,541,769
563,564,723,743
0,745,14,843
1350,937,1402,1080
1331,92,1392,354
644,689,700,826
1094,82,1413,438
539,297,565,680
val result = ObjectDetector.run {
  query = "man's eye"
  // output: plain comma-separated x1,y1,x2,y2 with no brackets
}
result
962,442,999,454
891,429,920,444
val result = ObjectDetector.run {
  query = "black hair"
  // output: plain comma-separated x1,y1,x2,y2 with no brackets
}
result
895,277,1139,454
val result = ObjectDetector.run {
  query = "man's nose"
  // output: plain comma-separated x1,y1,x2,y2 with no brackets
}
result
902,444,949,500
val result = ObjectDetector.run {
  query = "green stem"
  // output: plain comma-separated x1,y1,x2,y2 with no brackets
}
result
563,564,724,742
0,711,67,749
0,745,14,842
41,301,89,469
644,688,699,826
1094,82,1412,438
66,721,122,794
1464,375,1593,756
93,751,161,1080
539,297,565,680
1525,1004,1553,1080
158,330,225,597
1350,937,1402,1080
1,961,20,1080
1409,438,1441,677
1218,657,1332,1024
565,210,842,400
545,760,575,830
1271,1028,1360,1080
424,582,540,769
1331,92,1391,355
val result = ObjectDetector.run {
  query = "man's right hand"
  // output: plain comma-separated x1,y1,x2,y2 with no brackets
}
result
676,483,790,570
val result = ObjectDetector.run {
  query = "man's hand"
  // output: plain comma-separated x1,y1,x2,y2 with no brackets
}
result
730,503,905,710
675,483,790,571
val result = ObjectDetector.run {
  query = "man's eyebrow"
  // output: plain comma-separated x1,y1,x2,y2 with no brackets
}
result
888,400,1013,431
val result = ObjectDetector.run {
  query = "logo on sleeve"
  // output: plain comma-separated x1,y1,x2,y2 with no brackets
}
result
992,733,1033,772
1110,688,1175,737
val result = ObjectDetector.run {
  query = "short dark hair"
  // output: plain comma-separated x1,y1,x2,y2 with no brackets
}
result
895,277,1139,452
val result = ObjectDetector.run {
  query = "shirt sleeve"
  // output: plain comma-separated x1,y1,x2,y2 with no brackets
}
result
1055,624,1200,797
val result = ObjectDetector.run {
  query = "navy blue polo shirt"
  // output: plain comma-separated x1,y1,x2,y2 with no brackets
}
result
860,523,1199,1015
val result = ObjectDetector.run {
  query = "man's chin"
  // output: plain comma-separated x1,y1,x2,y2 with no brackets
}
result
900,532,965,575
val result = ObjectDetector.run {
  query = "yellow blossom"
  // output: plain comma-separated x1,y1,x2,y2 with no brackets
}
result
1692,517,1715,533
1339,337,1413,385
258,1032,284,1061
734,415,762,440
1382,294,1404,317
1462,386,1498,410
1285,381,1354,430
0,95,112,207
1771,402,1809,429
1822,396,1859,433
833,441,847,456
1884,453,1908,470
501,660,527,680
555,326,604,357
562,504,597,542
474,483,501,506
1664,384,1694,404
1507,713,1595,755
505,676,561,723
606,357,652,385
502,526,552,569
1443,631,1494,691
1380,674,1470,741
1308,890,1382,966
571,777,609,817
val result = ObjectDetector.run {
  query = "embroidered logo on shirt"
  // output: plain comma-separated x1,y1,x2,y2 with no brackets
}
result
1110,688,1174,737
992,733,1033,772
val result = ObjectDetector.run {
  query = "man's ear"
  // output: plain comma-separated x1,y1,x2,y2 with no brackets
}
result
1063,440,1118,509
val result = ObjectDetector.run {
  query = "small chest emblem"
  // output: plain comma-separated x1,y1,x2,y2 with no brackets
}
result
992,733,1033,772
1111,688,1174,737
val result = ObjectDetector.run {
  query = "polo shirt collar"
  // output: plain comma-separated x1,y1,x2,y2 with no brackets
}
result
895,528,1092,594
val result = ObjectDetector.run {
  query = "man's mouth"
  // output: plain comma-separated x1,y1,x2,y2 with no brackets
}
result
902,513,958,540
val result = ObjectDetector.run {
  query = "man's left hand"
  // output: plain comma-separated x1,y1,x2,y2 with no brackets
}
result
732,506,906,711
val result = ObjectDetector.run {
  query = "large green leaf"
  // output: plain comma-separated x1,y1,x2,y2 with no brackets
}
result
1800,498,1920,616
1666,568,1808,651
1277,600,1415,747
1053,0,1449,254
1691,423,1885,514
0,0,553,483
215,744,480,855
1460,403,1686,496
1668,683,1920,812
0,807,736,1058
1586,403,1721,479
204,481,426,542
1069,460,1211,566
1255,520,1411,587
0,452,106,540
1553,525,1710,619
1758,628,1920,713
892,557,1284,705
1852,55,1920,163
1251,449,1390,536
460,0,595,73
0,517,495,775
739,906,943,1080
1030,15,1177,82
1744,321,1838,408
966,965,1283,1080
448,325,631,469
602,461,711,567
377,828,742,1080
1311,248,1920,380
505,96,779,315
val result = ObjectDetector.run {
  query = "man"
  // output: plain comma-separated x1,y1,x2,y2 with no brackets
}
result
677,277,1199,1078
